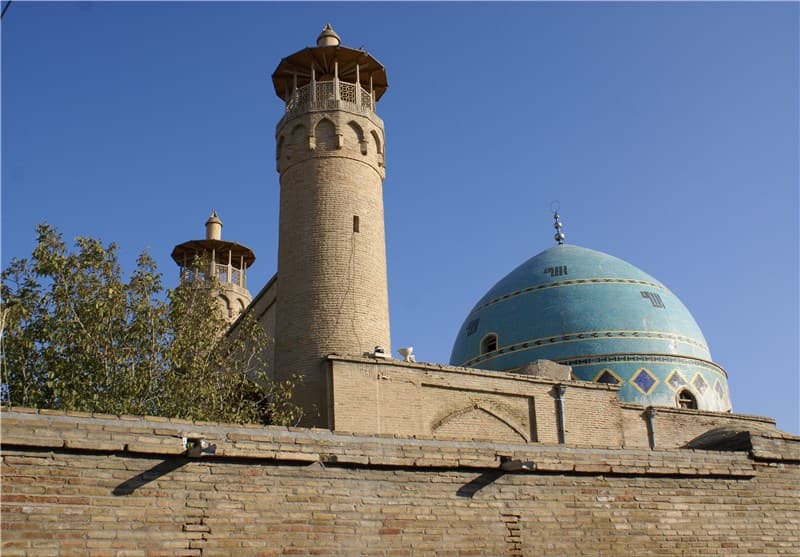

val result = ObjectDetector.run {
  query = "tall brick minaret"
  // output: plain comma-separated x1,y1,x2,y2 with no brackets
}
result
271,25,391,427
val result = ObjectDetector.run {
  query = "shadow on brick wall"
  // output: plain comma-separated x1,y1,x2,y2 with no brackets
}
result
112,457,188,496
456,470,504,498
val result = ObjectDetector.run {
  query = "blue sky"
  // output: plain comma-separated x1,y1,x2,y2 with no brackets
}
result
2,2,798,433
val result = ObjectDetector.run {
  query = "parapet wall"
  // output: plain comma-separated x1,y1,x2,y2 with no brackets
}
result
2,408,799,556
330,356,779,450
330,356,622,446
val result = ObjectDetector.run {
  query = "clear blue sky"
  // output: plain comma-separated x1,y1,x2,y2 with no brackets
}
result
2,2,798,433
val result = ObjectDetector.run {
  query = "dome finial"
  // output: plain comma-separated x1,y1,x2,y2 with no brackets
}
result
553,210,565,245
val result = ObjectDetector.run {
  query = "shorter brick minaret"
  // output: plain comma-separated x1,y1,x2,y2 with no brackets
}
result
171,212,256,322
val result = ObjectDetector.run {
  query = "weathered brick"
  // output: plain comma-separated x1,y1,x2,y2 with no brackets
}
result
1,409,798,557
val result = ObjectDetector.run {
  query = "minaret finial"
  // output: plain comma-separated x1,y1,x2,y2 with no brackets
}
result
205,211,223,241
317,23,341,47
553,210,565,245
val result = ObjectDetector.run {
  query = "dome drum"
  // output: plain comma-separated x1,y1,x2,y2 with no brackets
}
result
568,360,730,411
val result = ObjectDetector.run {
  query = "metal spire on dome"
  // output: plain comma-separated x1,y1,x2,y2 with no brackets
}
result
553,211,565,245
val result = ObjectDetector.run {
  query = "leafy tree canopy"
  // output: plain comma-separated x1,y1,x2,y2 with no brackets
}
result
1,223,301,425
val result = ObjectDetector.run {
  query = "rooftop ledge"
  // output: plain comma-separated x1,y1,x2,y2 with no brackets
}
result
328,353,620,392
2,406,782,477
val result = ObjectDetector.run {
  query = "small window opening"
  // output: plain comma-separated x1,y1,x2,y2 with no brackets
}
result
481,333,498,354
353,215,360,233
677,389,698,409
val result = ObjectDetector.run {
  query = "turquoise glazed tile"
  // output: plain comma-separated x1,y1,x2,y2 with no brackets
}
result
450,245,731,411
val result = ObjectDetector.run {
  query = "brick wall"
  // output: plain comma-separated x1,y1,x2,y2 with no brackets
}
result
241,273,277,378
330,356,778,450
330,357,622,445
2,408,798,556
618,403,777,449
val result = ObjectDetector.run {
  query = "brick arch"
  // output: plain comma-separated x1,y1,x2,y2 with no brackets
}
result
314,119,337,151
288,124,307,159
370,129,383,154
346,121,364,143
430,401,528,443
346,121,366,155
218,294,232,319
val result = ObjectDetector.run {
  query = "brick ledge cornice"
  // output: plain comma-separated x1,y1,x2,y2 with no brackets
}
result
0,407,764,478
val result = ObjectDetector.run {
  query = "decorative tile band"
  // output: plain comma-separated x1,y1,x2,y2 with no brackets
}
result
468,277,666,315
460,329,709,368
558,353,728,380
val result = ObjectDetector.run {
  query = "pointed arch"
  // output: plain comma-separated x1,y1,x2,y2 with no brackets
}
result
314,118,337,151
481,333,498,354
346,121,364,143
676,388,698,409
346,121,366,154
288,124,307,159
218,294,232,319
370,129,383,154
431,401,528,443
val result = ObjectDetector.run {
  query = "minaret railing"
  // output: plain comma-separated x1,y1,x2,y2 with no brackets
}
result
284,81,374,119
215,263,228,284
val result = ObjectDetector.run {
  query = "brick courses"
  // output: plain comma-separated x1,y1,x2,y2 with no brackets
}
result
2,408,798,556
329,356,779,450
274,106,391,428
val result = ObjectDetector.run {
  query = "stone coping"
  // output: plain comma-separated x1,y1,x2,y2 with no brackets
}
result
327,354,620,392
0,407,775,478
618,402,778,426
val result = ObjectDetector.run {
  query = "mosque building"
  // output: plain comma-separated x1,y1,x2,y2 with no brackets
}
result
4,24,797,557
175,25,759,443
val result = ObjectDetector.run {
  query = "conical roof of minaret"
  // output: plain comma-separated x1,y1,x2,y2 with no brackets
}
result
272,24,388,102
205,210,222,227
316,23,340,47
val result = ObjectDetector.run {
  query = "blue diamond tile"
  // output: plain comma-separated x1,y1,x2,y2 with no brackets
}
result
667,371,687,391
692,374,708,395
633,369,656,393
714,380,725,400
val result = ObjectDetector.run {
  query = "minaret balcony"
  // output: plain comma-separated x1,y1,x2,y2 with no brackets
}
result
180,264,251,298
283,80,375,121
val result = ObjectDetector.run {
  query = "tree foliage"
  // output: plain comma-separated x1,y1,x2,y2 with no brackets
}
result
1,223,301,425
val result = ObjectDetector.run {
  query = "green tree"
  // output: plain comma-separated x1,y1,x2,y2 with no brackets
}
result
0,223,301,425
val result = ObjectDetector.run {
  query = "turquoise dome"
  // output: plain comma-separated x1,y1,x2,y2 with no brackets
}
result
449,244,731,411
